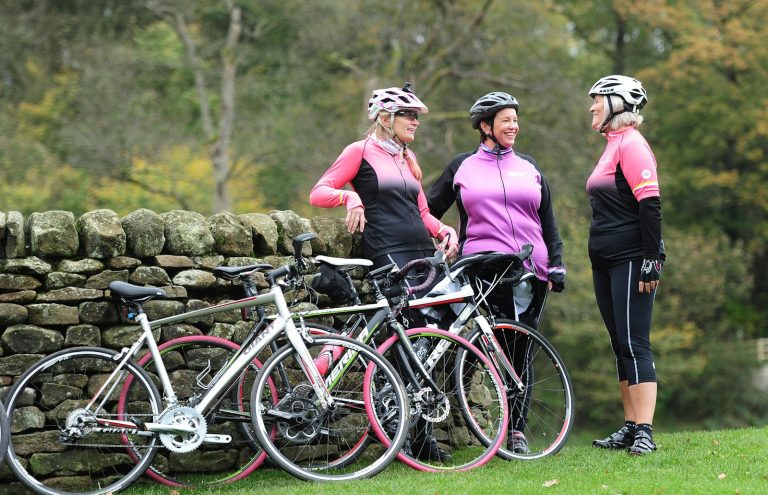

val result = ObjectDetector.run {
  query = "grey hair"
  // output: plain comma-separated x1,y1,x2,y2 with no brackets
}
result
604,95,644,131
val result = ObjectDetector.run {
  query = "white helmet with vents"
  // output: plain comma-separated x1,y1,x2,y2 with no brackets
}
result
588,75,648,112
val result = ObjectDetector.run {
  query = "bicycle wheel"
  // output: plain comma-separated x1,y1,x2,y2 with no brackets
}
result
117,335,272,487
369,327,508,472
250,334,409,481
459,319,574,460
5,347,162,495
0,401,8,467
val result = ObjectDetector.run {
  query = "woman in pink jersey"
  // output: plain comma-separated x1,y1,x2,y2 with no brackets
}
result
310,83,457,270
587,75,665,456
310,83,457,462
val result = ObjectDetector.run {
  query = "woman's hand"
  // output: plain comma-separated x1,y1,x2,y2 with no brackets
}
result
548,271,565,292
345,206,366,233
438,226,459,260
639,259,662,293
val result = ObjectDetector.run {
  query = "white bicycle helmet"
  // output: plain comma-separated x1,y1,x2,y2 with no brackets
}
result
367,82,428,121
469,92,519,129
588,75,648,112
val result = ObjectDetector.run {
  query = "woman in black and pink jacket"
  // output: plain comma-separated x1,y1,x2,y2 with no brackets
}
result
587,75,665,456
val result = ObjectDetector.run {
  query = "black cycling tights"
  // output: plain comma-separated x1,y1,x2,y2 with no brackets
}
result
592,260,657,385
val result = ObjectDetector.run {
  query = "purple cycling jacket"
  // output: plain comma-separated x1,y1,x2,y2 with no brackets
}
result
428,145,565,281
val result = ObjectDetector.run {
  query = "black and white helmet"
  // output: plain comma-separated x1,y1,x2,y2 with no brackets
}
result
588,75,648,112
469,92,519,129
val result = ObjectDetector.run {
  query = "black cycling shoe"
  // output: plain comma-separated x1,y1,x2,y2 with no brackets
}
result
410,435,453,462
507,430,531,454
593,425,635,450
628,429,657,455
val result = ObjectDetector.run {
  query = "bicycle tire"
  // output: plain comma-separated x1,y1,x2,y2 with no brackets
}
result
250,334,410,481
5,347,163,495
459,319,574,460
0,401,8,468
369,327,508,472
117,335,272,487
301,323,380,470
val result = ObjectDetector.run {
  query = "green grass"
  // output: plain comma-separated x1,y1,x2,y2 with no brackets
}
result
123,427,768,495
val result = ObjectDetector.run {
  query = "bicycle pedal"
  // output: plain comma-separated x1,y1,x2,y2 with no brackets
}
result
203,434,232,444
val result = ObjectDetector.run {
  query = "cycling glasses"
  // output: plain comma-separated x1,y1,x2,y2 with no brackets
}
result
395,110,419,121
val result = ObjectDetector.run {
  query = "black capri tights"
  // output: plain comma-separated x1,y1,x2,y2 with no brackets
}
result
592,260,657,385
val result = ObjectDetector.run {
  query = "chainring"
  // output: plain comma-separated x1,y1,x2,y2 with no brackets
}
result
158,405,207,453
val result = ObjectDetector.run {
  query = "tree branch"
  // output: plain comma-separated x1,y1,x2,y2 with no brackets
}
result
122,175,192,211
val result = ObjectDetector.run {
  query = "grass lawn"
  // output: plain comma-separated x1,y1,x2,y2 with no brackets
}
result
121,427,768,495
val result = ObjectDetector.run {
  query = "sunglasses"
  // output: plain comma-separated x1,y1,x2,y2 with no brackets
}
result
395,110,420,121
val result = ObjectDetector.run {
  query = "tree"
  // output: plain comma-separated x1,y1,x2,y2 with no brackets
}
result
146,0,242,213
633,0,768,328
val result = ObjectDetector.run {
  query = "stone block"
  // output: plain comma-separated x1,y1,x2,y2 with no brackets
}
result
78,301,119,325
122,208,165,257
28,211,78,258
64,325,101,347
0,274,40,291
5,211,25,258
268,210,313,255
128,266,172,286
36,288,103,303
77,209,126,258
240,213,278,255
27,304,79,326
0,256,53,276
208,212,253,256
46,272,88,289
161,210,214,256
0,304,28,326
172,269,216,289
84,270,129,289
1,325,63,353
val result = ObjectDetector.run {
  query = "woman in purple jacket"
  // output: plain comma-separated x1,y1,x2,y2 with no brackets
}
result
427,92,566,454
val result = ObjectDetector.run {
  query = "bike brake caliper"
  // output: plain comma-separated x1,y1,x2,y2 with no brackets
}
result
298,316,314,344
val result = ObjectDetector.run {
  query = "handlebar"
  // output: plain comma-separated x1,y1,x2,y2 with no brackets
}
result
266,264,294,283
371,251,444,299
391,259,437,296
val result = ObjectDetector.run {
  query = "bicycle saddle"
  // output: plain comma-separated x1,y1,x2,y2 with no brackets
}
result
107,280,166,303
213,263,274,280
314,255,372,268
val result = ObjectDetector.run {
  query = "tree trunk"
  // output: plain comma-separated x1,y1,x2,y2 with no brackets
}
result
211,0,241,213
151,0,241,213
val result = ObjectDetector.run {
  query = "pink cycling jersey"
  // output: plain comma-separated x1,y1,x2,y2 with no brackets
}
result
586,127,663,267
310,138,443,258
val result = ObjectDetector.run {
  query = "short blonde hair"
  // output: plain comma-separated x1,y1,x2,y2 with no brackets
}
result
604,95,644,131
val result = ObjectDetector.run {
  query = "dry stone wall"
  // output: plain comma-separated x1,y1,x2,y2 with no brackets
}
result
0,208,359,490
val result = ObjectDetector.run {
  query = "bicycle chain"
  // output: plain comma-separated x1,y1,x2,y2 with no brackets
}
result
59,412,255,449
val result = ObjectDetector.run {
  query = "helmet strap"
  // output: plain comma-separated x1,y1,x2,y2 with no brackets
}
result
600,96,619,133
599,95,638,132
482,116,503,154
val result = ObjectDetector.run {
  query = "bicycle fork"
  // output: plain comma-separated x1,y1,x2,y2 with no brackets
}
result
471,316,525,393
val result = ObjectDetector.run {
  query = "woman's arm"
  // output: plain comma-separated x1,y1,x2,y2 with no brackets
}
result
309,141,366,210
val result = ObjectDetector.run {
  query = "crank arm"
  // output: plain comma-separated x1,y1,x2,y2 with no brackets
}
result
264,408,307,421
203,434,232,444
143,422,199,435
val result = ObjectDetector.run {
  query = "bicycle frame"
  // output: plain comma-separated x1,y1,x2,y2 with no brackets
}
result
292,261,529,394
95,281,336,440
